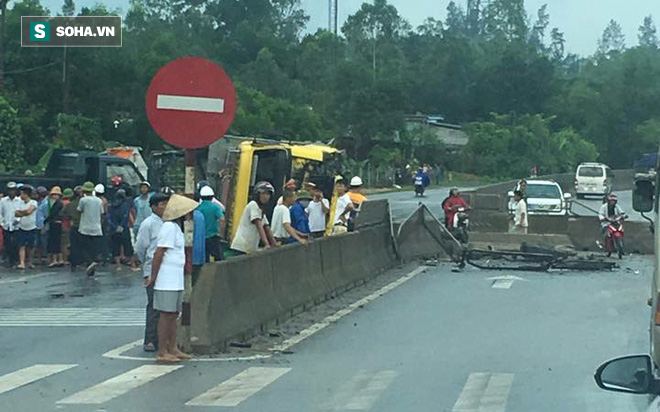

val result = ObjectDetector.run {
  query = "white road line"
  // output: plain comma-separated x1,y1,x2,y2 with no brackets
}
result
479,374,514,412
104,266,429,362
343,370,398,410
492,280,514,289
323,370,372,410
57,365,181,404
157,94,225,113
0,308,144,326
453,373,491,411
185,367,291,407
452,373,514,412
0,364,77,395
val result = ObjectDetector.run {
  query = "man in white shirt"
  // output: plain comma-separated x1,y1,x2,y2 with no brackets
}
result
77,181,104,276
331,179,354,236
230,181,277,254
135,193,169,353
14,186,38,269
306,184,330,238
271,190,308,245
0,181,20,267
510,190,528,234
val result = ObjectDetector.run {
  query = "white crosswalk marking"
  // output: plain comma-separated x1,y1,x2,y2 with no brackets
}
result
324,370,398,410
186,367,291,407
0,364,77,395
453,373,514,412
57,365,182,404
0,308,144,326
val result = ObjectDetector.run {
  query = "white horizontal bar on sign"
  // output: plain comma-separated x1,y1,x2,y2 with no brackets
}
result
157,94,225,113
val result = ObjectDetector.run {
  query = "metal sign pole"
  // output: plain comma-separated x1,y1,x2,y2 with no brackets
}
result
179,148,195,351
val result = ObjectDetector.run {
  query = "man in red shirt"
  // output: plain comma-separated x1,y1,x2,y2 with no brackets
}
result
442,188,469,230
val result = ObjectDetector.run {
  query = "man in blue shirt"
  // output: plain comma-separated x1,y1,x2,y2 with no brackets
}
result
133,181,154,238
196,186,225,262
289,192,311,240
35,186,49,265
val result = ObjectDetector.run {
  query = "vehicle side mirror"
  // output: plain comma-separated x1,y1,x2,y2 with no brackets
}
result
633,178,654,213
594,355,654,394
563,193,572,199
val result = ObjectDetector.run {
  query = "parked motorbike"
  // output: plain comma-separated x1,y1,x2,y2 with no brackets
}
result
453,206,470,244
604,215,627,259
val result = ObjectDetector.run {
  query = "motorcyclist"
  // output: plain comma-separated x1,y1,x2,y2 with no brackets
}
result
598,194,625,239
413,167,430,196
442,187,469,230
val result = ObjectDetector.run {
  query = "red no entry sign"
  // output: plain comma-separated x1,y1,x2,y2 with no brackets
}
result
145,57,237,149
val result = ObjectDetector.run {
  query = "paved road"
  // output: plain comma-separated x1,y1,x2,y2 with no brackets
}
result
371,186,475,223
373,187,645,223
0,256,654,411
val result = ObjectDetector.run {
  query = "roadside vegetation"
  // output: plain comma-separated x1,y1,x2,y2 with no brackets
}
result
0,0,657,182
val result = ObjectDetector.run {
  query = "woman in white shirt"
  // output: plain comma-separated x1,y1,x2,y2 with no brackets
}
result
146,194,199,363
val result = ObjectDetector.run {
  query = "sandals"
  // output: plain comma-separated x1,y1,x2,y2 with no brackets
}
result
156,355,180,364
175,351,192,360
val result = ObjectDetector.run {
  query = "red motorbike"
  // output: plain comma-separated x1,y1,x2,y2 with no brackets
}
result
604,215,627,259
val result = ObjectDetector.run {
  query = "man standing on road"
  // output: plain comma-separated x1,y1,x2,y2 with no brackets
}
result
230,181,277,255
63,186,83,270
14,186,38,269
331,179,354,236
306,184,329,239
146,194,197,363
133,181,154,238
0,182,20,267
509,190,528,234
135,193,170,353
77,181,104,276
34,186,49,266
196,186,225,262
289,190,311,239
272,190,308,245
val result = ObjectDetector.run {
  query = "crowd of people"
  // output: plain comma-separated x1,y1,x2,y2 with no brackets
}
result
228,176,367,255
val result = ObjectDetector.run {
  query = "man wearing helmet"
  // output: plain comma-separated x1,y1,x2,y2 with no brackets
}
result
442,188,469,230
230,181,277,255
599,194,625,237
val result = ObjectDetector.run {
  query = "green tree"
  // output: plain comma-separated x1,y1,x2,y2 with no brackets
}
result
639,16,659,49
598,19,626,56
0,96,24,171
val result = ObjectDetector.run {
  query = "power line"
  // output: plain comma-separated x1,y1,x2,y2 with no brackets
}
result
2,61,58,75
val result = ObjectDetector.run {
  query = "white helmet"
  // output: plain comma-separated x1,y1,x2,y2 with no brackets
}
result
350,176,363,187
200,186,214,197
94,184,105,194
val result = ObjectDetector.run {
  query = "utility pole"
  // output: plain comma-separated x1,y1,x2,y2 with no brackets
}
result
329,0,338,34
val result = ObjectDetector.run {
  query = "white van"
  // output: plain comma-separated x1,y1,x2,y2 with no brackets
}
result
574,163,614,199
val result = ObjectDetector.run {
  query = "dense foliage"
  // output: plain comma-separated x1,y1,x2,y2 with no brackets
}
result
0,0,658,179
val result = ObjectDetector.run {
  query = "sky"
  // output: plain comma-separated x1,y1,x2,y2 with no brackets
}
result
37,0,660,57
301,0,660,56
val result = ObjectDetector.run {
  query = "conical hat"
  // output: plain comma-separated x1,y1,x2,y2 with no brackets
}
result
162,194,199,221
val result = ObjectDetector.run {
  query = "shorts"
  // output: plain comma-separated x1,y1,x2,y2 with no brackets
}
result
153,290,183,313
17,229,37,247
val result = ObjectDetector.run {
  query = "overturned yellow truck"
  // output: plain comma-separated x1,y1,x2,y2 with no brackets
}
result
150,136,342,242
